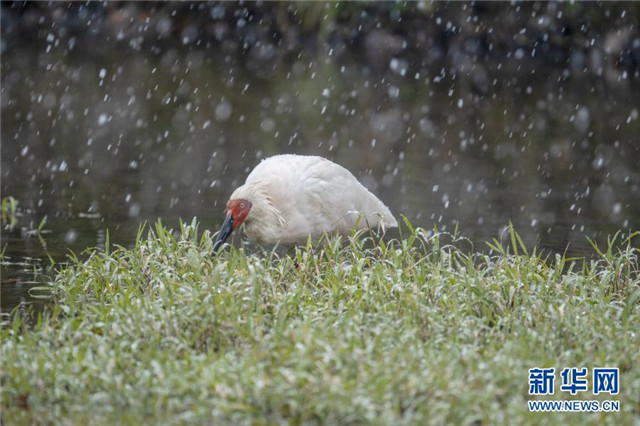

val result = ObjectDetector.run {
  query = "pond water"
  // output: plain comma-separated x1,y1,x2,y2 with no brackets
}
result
2,3,640,318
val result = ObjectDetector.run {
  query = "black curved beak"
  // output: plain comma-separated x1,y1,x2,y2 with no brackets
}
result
213,212,234,254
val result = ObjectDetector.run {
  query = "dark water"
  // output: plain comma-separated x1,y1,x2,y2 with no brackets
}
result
2,2,640,317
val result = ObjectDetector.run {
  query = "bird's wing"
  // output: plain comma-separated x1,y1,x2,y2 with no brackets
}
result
298,156,398,233
245,155,397,242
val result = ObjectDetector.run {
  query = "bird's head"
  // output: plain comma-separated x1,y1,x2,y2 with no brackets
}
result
213,197,252,253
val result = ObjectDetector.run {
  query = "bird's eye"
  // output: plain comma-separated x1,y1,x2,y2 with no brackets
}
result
240,203,245,209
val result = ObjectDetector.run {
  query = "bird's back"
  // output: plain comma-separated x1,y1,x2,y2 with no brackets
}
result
245,154,397,244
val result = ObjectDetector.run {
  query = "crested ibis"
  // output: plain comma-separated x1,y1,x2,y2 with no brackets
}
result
213,154,398,252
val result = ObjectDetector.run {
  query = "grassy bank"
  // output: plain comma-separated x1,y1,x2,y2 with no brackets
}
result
2,220,639,424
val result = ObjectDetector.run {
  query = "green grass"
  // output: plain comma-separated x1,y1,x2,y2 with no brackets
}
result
1,196,18,229
2,220,639,425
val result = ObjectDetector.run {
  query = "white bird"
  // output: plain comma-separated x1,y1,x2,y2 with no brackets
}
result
213,154,398,251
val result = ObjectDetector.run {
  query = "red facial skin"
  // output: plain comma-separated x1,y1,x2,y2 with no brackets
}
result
227,198,252,229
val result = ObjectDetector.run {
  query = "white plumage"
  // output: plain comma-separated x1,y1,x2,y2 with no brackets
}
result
213,154,397,249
